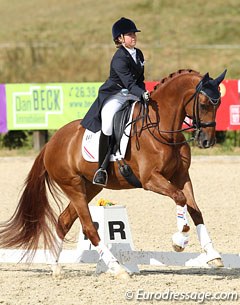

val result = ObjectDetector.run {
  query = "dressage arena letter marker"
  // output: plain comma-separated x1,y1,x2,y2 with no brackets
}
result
77,206,134,251
76,205,139,273
108,221,126,240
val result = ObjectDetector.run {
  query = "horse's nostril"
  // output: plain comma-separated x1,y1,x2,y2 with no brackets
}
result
204,137,216,148
202,140,210,148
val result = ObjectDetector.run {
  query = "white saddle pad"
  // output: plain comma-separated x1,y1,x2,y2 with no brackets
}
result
82,102,136,162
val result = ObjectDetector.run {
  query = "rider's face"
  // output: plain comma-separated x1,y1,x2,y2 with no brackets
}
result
123,32,137,49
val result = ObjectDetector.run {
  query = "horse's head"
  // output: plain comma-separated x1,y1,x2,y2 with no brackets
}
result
185,69,227,148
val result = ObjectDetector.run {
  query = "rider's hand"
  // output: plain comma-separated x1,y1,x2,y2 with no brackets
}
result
141,91,150,103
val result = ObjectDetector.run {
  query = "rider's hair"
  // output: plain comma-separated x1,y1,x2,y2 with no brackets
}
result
114,35,124,48
114,38,121,48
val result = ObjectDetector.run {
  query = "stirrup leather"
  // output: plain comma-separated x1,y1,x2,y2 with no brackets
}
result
93,168,108,186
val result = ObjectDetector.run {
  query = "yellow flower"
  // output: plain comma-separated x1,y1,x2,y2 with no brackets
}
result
97,198,106,206
97,198,115,206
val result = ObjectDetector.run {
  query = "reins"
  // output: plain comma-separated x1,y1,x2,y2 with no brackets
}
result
124,92,198,147
144,92,198,146
125,83,219,147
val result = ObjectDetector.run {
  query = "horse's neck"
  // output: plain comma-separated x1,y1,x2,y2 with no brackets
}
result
150,93,185,131
150,74,199,132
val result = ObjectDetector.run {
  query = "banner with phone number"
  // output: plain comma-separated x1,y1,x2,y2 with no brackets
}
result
0,80,240,132
5,83,101,130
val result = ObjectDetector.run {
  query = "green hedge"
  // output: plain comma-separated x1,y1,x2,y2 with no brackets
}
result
1,130,240,150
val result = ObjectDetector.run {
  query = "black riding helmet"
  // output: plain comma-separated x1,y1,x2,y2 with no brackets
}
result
112,17,141,40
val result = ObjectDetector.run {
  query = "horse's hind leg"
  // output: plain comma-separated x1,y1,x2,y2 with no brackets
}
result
56,202,78,240
49,202,77,277
57,179,102,240
55,178,129,278
53,181,102,259
50,181,101,276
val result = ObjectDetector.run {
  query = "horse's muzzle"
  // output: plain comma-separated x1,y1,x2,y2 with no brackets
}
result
196,130,216,148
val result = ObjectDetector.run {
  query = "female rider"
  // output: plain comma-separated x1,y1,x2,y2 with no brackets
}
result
81,17,149,186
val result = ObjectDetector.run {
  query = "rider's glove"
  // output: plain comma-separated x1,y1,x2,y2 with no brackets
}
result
141,91,150,103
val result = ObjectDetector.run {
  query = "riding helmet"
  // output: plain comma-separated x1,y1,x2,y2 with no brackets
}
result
112,17,141,40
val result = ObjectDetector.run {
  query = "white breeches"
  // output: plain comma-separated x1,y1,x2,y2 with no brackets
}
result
101,91,139,136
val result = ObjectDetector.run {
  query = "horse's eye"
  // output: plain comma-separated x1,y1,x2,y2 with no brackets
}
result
200,103,208,111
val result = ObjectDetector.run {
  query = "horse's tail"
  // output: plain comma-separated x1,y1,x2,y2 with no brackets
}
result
0,146,59,259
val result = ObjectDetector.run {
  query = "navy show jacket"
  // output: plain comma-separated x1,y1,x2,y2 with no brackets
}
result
81,45,146,132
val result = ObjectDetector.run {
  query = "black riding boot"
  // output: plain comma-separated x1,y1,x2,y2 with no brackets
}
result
93,131,111,186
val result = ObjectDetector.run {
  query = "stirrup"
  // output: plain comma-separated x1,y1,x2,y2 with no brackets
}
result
93,168,108,186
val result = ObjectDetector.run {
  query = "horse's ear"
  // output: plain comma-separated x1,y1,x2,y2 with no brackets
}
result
196,72,209,91
201,72,210,85
213,69,227,86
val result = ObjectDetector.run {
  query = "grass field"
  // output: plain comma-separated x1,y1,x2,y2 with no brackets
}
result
0,0,239,82
1,143,240,157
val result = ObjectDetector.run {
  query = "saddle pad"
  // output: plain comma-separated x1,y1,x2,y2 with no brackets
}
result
82,102,136,162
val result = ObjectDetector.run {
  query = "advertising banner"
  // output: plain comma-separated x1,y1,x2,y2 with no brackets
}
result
1,80,240,132
5,83,101,130
216,80,239,130
0,85,7,133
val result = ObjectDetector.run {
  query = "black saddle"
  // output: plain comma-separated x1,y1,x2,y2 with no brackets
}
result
112,100,134,155
111,100,142,188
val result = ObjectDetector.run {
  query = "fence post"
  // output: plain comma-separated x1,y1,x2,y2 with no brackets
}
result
33,130,48,150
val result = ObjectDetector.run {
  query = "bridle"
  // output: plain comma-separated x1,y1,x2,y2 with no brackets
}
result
192,80,221,130
128,80,221,147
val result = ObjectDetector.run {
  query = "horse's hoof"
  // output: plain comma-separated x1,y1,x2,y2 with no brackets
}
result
115,268,130,280
205,247,223,267
107,262,130,279
172,243,184,252
207,258,224,268
172,232,189,252
51,264,63,279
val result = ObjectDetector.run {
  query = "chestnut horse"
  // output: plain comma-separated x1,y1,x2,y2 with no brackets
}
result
0,69,226,278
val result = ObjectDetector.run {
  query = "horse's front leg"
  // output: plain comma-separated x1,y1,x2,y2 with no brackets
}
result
143,170,190,251
179,176,223,267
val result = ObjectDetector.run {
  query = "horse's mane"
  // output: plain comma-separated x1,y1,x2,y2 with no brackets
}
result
153,69,201,91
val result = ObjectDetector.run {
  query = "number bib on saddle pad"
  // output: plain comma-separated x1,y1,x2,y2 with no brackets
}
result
82,102,136,162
